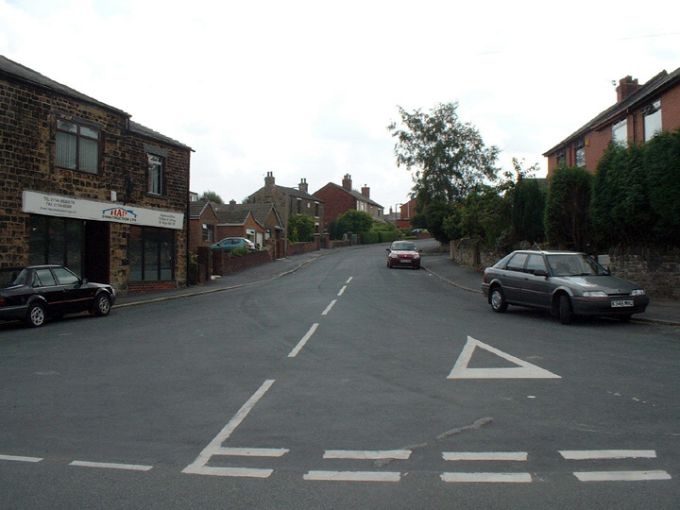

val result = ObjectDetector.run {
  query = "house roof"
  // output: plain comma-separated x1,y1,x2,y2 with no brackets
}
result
315,182,384,209
544,66,680,156
249,184,322,202
245,202,284,229
0,54,192,151
189,200,217,219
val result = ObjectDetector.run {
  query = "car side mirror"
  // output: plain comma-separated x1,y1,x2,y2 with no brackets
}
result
386,248,391,253
534,269,548,278
81,278,88,285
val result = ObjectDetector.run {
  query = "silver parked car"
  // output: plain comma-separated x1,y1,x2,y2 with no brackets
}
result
481,250,649,324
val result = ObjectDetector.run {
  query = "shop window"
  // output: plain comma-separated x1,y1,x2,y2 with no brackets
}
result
644,100,662,141
55,120,100,173
29,216,84,276
128,226,175,282
147,153,165,195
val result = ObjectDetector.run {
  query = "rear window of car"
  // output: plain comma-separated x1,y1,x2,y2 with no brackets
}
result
0,269,23,288
391,242,416,250
506,253,528,272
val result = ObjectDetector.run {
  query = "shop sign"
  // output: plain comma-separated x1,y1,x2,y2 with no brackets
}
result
22,191,184,230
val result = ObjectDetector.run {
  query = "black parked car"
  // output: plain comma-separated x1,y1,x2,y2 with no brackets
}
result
0,265,116,327
481,250,649,324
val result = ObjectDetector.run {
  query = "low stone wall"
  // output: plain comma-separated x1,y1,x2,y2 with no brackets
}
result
608,247,680,299
213,250,272,276
449,238,498,272
329,240,351,249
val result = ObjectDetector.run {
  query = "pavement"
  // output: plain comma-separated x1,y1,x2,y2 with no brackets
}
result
115,243,680,327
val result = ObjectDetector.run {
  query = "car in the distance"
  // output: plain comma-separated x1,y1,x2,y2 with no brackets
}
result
386,240,421,269
0,265,116,327
481,250,649,324
211,237,256,252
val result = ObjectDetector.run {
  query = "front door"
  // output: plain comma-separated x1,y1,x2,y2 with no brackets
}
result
84,221,110,284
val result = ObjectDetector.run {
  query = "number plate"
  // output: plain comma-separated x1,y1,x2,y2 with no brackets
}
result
400,259,412,263
611,299,634,308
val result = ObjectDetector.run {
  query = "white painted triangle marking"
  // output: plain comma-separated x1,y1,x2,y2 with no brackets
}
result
448,336,561,380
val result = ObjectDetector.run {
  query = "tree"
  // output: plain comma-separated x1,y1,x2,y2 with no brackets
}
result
511,176,545,244
544,166,592,251
287,214,315,243
199,191,224,204
336,210,373,236
644,129,680,245
423,201,457,244
388,102,499,206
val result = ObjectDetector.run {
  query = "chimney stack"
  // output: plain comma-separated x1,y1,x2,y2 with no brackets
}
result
361,185,370,199
298,178,308,194
616,76,640,102
264,171,275,190
342,174,352,191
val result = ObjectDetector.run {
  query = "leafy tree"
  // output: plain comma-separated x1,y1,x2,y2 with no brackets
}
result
423,201,457,244
458,186,512,248
544,166,592,250
388,102,499,206
199,191,224,204
511,176,545,244
287,214,315,243
336,210,373,236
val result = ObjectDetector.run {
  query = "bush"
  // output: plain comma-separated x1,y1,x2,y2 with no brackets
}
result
288,214,315,243
511,177,545,244
644,129,680,245
544,166,592,250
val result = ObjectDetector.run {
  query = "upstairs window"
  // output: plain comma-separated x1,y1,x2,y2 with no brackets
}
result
55,120,100,173
644,100,662,141
574,139,585,167
147,154,164,195
556,150,566,167
612,119,627,145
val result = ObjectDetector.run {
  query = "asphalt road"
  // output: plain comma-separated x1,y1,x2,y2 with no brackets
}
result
1,242,679,509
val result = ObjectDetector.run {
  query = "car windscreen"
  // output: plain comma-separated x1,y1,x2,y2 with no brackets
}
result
546,254,607,277
391,242,416,251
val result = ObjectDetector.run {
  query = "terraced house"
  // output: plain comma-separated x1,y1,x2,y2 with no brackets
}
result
0,55,192,294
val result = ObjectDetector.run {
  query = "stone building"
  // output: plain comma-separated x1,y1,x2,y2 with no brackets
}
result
0,55,192,294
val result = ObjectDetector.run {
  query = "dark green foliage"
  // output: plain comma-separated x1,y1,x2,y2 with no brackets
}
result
287,214,315,243
389,102,499,205
199,191,224,204
423,202,457,244
544,166,592,250
336,210,374,236
511,177,545,243
644,130,680,245
362,222,401,244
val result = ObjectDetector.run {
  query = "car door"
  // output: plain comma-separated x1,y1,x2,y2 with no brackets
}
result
521,254,552,309
32,268,64,313
500,252,528,303
52,266,92,313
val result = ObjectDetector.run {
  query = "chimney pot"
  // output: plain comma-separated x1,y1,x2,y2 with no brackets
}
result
616,76,640,102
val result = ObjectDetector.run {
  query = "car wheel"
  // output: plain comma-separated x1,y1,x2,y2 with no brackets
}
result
26,303,46,327
558,294,573,325
490,287,508,313
92,294,112,316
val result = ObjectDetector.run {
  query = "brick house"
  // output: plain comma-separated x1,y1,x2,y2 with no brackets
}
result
188,200,218,253
544,67,680,175
213,201,266,247
246,172,324,238
0,55,192,294
313,174,384,225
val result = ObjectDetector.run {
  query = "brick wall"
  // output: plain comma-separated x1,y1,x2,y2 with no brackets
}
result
212,250,272,275
314,184,355,225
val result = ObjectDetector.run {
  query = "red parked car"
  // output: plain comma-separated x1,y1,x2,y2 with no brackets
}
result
386,241,422,269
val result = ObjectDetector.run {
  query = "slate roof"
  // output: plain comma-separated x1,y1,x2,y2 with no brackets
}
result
249,184,322,202
213,203,255,225
189,201,216,219
245,202,284,229
544,66,680,156
316,182,384,209
0,54,192,151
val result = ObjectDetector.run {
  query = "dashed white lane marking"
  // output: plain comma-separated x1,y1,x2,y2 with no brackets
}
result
323,450,411,460
441,472,533,483
69,460,153,472
346,277,353,284
196,467,274,478
321,299,337,316
182,379,276,477
574,470,671,482
304,470,401,482
0,454,43,463
337,285,347,296
443,451,528,462
288,323,319,358
560,450,657,460
216,447,289,457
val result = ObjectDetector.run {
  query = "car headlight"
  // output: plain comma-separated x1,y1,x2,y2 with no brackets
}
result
583,291,608,297
630,289,646,296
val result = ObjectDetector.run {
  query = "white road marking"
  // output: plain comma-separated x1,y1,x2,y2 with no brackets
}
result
321,299,337,316
337,285,347,296
448,336,561,379
443,451,528,462
288,323,319,358
574,470,671,482
182,379,276,477
192,466,274,478
304,470,401,482
0,454,43,463
560,450,657,460
323,450,412,460
441,472,533,483
215,447,289,457
346,277,353,284
69,460,153,472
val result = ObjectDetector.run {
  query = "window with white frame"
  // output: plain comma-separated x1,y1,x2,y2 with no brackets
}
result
575,139,585,167
147,153,164,195
612,119,627,145
55,119,100,173
644,100,662,141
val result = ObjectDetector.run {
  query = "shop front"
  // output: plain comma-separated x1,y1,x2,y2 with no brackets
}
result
22,191,185,293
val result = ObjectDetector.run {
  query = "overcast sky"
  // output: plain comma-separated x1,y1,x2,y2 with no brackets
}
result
2,0,679,212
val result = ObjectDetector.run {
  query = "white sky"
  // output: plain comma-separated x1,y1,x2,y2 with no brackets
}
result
2,0,679,212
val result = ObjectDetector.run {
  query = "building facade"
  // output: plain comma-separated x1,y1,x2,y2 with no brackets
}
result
0,55,191,294
188,201,219,254
544,67,680,175
313,174,384,225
